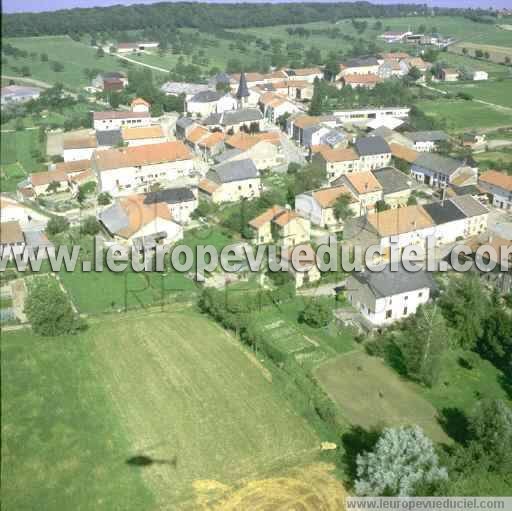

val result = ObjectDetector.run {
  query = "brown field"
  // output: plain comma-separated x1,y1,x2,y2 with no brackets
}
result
450,42,512,64
179,463,348,510
315,351,449,444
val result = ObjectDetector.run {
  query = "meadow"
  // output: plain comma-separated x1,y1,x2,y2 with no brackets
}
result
0,309,321,509
415,98,512,132
436,79,512,109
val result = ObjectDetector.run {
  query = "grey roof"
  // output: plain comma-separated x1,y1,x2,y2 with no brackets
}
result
351,264,435,299
208,72,231,87
413,152,463,176
221,108,262,125
176,117,195,130
404,130,448,143
189,90,224,103
23,230,54,249
202,113,222,126
450,195,489,218
423,200,467,225
211,158,259,183
236,72,250,99
373,167,411,195
320,129,346,147
161,81,210,96
143,187,195,205
96,129,122,147
355,136,391,156
98,203,129,235
346,56,379,68
214,148,243,163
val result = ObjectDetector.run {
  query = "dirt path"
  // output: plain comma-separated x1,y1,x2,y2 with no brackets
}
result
2,74,53,89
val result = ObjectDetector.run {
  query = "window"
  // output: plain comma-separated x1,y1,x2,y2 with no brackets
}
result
403,307,408,315
418,292,423,298
386,310,392,319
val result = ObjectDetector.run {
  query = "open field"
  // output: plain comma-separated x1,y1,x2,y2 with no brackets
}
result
449,42,512,64
1,310,325,509
415,98,512,132
315,351,449,443
436,79,512,109
3,36,126,90
435,52,511,78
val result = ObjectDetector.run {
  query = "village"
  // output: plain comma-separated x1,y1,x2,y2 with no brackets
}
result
1,5,512,508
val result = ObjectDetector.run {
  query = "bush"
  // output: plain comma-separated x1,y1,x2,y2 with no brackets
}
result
46,216,70,235
287,162,302,174
80,216,101,235
300,300,333,328
97,192,112,206
25,278,85,336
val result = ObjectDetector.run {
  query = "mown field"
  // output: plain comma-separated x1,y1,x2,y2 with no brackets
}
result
1,310,321,510
415,98,512,132
436,79,512,109
3,36,126,90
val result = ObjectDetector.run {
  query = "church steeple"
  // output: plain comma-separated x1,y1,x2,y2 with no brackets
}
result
236,71,250,106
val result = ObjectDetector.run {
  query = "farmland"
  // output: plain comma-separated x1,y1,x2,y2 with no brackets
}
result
1,310,324,509
435,79,512,109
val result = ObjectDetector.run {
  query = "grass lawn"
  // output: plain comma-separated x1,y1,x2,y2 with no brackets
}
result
1,310,320,508
415,98,512,132
436,52,510,78
436,79,512,109
315,351,449,443
3,36,126,90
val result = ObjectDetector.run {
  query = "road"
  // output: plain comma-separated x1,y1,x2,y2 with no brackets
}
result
105,50,170,74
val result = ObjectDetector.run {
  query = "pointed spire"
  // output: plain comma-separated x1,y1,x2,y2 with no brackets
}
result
236,71,250,99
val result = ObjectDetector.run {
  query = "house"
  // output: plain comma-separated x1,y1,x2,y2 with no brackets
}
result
161,82,210,98
449,195,489,238
53,158,94,179
281,243,321,288
122,125,167,147
462,132,486,151
197,132,226,159
371,127,413,149
91,72,128,91
344,205,435,262
175,117,196,140
224,132,281,170
198,159,260,203
29,170,70,196
131,97,151,113
62,131,97,162
379,52,410,62
336,171,383,215
340,74,380,90
313,128,348,149
411,153,476,188
377,60,404,80
202,108,264,134
333,107,410,125
378,31,412,44
93,111,151,131
337,57,380,79
93,141,194,196
285,67,323,83
143,186,198,224
354,136,392,171
478,170,512,210
295,185,359,231
287,114,336,146
186,91,237,117
389,142,420,168
403,130,449,152
423,199,470,245
1,85,41,108
346,265,434,326
96,129,123,149
402,57,430,75
258,92,299,123
248,206,310,247
440,68,459,81
99,194,183,250
0,221,25,259
473,70,488,81
313,145,360,181
373,167,413,208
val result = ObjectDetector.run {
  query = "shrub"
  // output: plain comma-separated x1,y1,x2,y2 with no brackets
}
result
300,300,333,328
97,192,112,206
46,216,70,235
80,216,101,235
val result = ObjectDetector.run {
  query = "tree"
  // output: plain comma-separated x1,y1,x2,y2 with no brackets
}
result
395,304,450,387
375,200,390,213
46,216,69,235
51,61,64,72
25,278,83,336
406,66,422,83
300,300,332,328
334,193,355,221
80,216,101,235
308,78,324,115
97,192,112,205
108,91,121,109
21,65,31,77
96,47,105,58
438,274,489,350
40,52,48,62
407,195,418,206
356,426,448,496
468,400,512,474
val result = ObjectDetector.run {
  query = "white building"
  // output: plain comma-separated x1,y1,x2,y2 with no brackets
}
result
354,136,392,171
1,85,41,108
403,130,449,152
62,132,98,162
186,91,237,117
93,111,152,131
479,170,512,210
333,107,410,124
93,141,194,196
142,187,198,224
346,265,434,326
473,71,488,81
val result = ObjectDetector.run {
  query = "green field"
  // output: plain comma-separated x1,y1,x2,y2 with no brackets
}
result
436,79,512,109
435,52,511,78
415,98,512,132
1,310,318,509
3,36,126,90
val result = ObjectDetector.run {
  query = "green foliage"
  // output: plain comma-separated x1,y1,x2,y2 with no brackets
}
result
25,278,84,336
80,216,101,236
300,300,332,328
46,216,70,235
97,192,112,205
334,193,355,220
